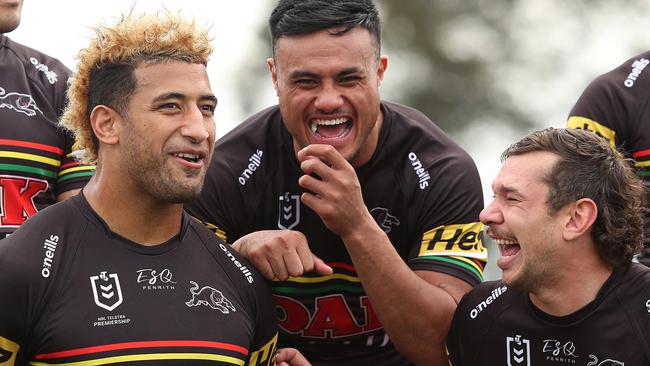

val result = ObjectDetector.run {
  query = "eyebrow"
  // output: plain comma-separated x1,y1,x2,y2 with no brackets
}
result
288,67,363,80
153,92,217,104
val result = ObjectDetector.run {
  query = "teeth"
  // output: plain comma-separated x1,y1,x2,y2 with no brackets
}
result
310,118,348,133
175,153,199,161
494,238,518,245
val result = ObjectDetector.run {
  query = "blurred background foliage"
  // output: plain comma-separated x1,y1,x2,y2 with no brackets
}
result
234,0,646,138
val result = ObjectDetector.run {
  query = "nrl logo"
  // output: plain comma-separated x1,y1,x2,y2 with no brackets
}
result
278,192,300,230
506,335,531,366
90,271,124,311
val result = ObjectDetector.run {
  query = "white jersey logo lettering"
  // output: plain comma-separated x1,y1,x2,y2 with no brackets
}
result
90,271,124,311
408,152,430,189
624,58,649,88
238,149,263,185
29,57,59,84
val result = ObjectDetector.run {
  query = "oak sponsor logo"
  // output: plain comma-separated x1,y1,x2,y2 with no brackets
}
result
542,339,578,364
185,281,236,314
469,285,507,319
41,234,59,278
136,268,176,290
419,222,485,259
624,57,649,88
278,192,300,230
238,149,263,185
408,152,430,189
567,117,616,149
90,271,124,311
506,335,531,366
0,336,19,366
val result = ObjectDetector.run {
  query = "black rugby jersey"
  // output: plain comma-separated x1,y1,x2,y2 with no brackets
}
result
447,264,650,366
0,194,278,366
0,35,94,239
568,50,650,264
187,102,486,365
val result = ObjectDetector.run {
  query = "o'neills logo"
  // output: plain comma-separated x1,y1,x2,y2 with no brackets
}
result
41,234,59,278
219,243,254,283
470,285,507,319
238,149,263,186
624,58,649,88
408,152,430,189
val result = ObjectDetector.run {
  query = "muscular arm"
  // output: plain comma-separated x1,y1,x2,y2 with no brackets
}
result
298,145,473,365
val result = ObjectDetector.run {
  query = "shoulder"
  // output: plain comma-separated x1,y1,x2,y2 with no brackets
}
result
187,218,267,288
455,280,513,322
3,36,71,87
0,197,80,287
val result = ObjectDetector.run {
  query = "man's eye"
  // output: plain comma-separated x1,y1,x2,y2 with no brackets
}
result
160,103,179,110
200,104,215,113
295,79,317,86
340,76,361,84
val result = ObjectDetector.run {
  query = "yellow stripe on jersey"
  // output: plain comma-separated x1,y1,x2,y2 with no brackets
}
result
30,353,244,366
567,116,616,148
0,151,60,167
274,273,361,284
0,336,19,366
247,334,278,366
419,222,486,260
58,165,96,176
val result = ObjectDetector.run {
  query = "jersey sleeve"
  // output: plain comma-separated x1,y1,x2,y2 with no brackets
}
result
245,265,279,366
568,54,650,265
0,218,63,364
54,132,96,197
407,149,487,285
50,63,95,196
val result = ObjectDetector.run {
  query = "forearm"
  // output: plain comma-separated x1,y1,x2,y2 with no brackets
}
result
340,216,461,365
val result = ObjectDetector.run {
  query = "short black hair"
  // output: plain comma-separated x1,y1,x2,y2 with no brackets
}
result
269,0,381,57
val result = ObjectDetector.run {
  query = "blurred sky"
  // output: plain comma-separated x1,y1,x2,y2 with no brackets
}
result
9,0,272,139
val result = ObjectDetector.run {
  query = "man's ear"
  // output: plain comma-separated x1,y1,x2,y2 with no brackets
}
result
376,55,388,86
90,105,121,146
267,57,279,96
563,198,598,241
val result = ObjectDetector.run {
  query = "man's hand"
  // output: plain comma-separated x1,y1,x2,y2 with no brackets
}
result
232,230,332,280
297,144,374,239
275,348,312,366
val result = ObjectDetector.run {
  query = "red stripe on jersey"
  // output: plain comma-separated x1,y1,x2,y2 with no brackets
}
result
0,139,63,154
633,149,650,158
328,262,356,272
60,161,81,169
34,340,249,359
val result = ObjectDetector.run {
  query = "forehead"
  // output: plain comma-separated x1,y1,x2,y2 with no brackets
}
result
132,61,212,95
274,27,377,71
493,151,559,195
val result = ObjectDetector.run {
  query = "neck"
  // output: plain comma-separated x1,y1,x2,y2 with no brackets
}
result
83,170,183,246
528,252,613,316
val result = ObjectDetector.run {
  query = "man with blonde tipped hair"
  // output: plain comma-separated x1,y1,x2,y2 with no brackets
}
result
0,11,282,366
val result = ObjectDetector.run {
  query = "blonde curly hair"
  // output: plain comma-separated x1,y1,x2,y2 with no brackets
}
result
60,10,213,164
